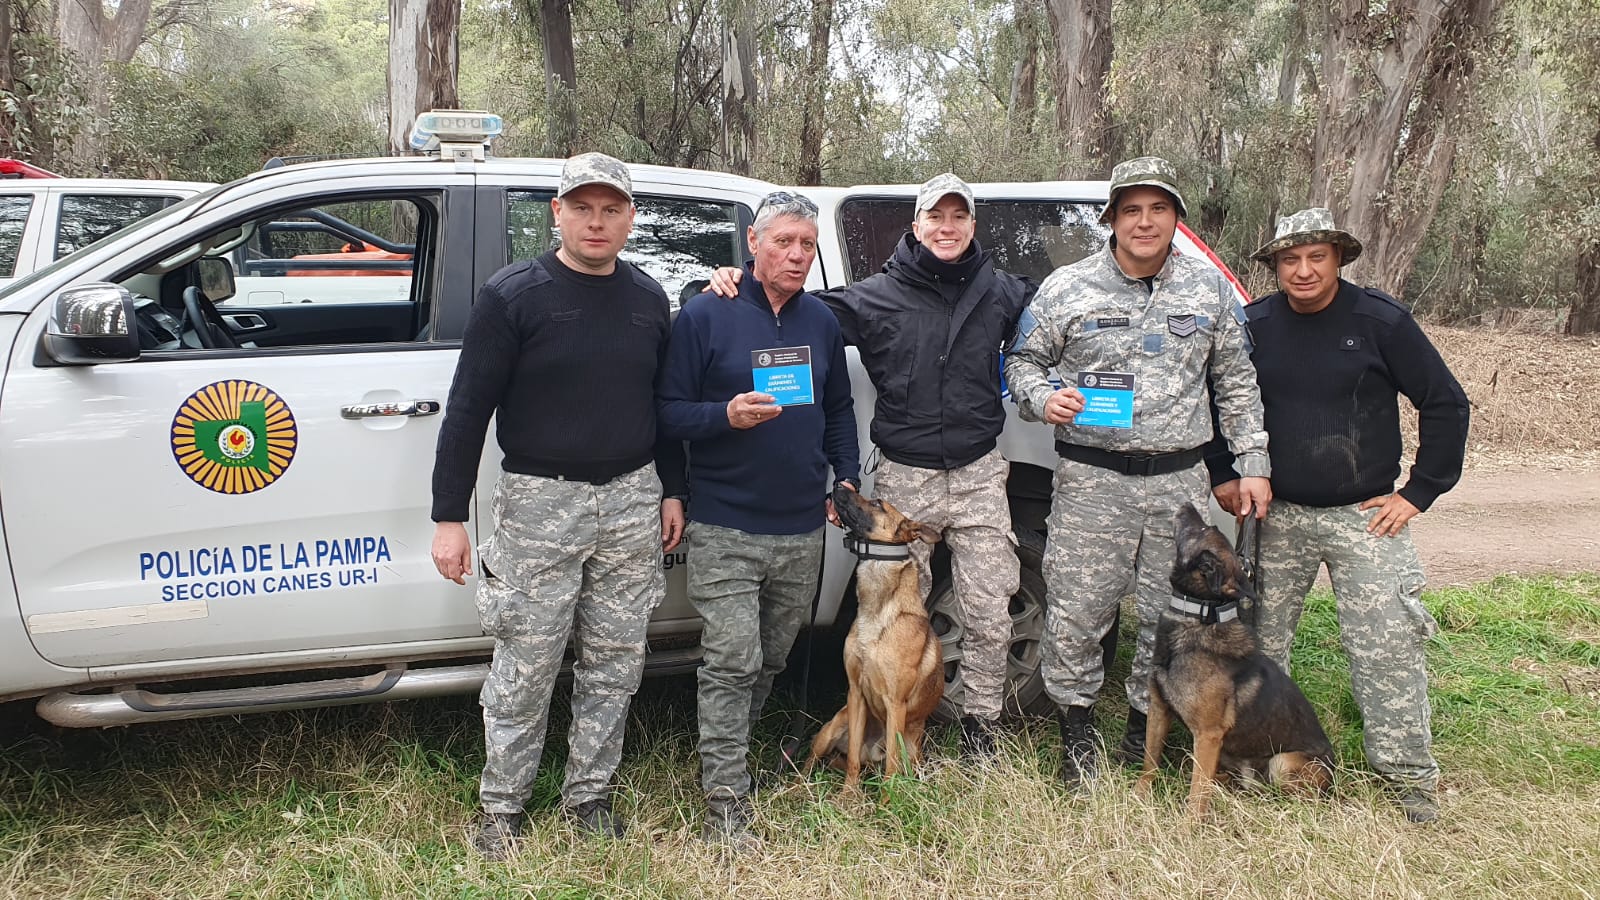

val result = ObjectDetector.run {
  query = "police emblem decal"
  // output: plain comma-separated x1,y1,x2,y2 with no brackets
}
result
170,380,298,494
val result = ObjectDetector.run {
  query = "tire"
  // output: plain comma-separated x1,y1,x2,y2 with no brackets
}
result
925,527,1055,723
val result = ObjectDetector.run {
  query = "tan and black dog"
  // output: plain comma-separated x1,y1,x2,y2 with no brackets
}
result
805,486,943,789
1136,503,1335,818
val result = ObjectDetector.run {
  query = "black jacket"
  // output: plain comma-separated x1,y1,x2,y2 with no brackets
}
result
823,234,1035,470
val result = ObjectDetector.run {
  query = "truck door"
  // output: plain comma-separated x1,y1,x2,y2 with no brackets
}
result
0,178,486,668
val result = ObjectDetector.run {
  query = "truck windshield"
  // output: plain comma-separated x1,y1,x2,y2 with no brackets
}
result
838,198,1108,285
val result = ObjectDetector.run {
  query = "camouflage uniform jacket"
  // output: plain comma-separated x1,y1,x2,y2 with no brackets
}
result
1005,245,1270,476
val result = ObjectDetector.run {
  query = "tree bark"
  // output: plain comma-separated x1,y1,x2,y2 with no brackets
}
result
540,0,578,156
387,0,461,157
0,1,14,151
1006,0,1039,144
721,0,759,176
51,0,156,171
1041,0,1112,177
795,0,833,185
1309,0,1500,297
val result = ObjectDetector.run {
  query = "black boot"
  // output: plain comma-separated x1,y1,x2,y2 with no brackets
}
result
1056,705,1099,790
959,715,999,761
1115,709,1148,767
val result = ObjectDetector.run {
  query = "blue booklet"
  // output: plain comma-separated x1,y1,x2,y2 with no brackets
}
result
751,346,815,406
1074,371,1135,428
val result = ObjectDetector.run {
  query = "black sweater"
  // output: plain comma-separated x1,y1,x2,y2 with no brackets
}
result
431,251,687,523
1205,281,1469,511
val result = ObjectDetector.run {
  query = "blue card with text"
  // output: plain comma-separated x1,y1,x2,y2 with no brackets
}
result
1074,371,1135,428
751,346,814,406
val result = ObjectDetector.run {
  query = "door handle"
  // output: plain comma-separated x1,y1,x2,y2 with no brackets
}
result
340,400,442,419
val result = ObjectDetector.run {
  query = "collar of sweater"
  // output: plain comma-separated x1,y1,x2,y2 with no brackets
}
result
887,232,989,288
738,260,808,315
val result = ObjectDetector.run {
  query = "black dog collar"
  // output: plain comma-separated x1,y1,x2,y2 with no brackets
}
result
1167,595,1239,625
843,532,912,561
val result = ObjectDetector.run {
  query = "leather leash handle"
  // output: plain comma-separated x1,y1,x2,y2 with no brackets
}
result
1234,503,1262,628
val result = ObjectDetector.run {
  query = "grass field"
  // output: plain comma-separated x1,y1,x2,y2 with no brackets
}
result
1,575,1597,899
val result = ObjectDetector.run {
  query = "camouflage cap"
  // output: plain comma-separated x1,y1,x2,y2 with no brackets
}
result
1250,207,1362,267
915,173,976,216
557,152,632,202
1099,156,1187,224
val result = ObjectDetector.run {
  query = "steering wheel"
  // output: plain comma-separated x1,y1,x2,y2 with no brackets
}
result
180,285,238,349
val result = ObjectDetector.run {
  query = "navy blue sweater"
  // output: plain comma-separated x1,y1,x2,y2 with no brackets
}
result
658,264,860,535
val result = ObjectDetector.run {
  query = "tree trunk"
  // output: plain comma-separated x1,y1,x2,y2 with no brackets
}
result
721,0,759,176
795,0,833,185
1006,0,1039,144
0,1,13,151
1570,242,1600,334
51,0,156,172
387,0,461,157
1309,0,1499,297
540,0,578,156
1041,0,1112,177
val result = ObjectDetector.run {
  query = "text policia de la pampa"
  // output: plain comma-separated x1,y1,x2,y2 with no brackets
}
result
139,536,392,602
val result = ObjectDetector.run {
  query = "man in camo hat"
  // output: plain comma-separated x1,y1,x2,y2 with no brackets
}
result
1005,156,1271,789
430,151,687,858
1205,207,1469,823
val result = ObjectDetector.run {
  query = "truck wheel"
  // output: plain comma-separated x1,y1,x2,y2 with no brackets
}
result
925,527,1056,723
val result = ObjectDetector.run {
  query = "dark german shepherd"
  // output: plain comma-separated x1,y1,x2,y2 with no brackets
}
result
1135,503,1335,819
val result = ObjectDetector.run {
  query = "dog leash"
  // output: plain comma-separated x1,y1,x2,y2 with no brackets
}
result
1233,502,1262,627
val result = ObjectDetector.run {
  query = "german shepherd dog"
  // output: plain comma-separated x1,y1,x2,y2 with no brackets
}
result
1136,503,1335,818
805,486,943,789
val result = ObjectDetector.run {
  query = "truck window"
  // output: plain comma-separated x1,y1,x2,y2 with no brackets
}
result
507,190,746,307
117,194,439,352
55,193,182,259
838,198,1108,286
0,194,33,277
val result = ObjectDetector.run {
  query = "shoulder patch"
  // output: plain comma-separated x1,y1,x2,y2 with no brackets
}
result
624,259,669,299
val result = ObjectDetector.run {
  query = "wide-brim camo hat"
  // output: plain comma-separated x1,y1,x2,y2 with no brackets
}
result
915,173,976,216
1098,156,1187,224
1251,207,1363,267
558,152,632,202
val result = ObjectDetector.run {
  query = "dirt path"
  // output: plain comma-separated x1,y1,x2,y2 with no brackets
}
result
1409,457,1600,586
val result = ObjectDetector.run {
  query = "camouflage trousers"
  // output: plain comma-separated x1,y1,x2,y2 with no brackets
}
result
874,449,1019,720
688,522,824,802
1256,499,1440,788
475,465,664,814
1041,458,1209,713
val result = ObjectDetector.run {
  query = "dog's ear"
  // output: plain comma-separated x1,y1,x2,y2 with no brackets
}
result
1197,550,1232,596
896,520,942,545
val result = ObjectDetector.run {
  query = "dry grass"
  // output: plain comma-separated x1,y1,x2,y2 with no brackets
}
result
1413,325,1600,465
1,576,1596,899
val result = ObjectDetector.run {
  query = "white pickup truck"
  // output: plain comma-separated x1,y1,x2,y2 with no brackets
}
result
0,131,1248,727
0,176,212,288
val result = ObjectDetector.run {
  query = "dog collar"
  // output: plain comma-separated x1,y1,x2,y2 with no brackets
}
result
1167,595,1240,624
843,532,912,561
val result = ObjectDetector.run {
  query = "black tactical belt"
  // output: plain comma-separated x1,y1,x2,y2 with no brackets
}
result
517,465,615,486
1055,442,1204,477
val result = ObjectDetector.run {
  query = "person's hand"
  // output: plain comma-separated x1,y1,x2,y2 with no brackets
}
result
728,392,781,429
1360,493,1420,537
431,521,473,585
660,499,685,552
1236,477,1271,520
1042,387,1086,425
1213,479,1241,517
708,266,743,298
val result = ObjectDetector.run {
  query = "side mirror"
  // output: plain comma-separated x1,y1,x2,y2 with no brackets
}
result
42,283,140,365
196,256,236,304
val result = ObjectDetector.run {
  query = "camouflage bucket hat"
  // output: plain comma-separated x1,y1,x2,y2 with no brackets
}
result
915,173,975,216
1250,207,1362,267
1099,156,1187,224
558,152,633,202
